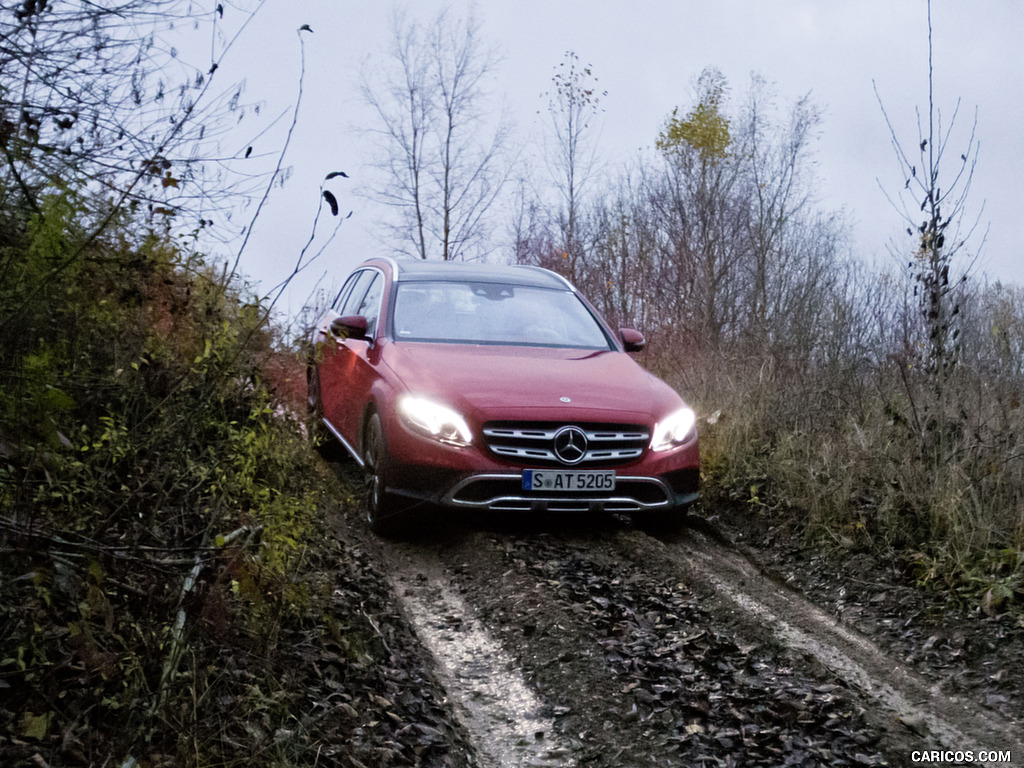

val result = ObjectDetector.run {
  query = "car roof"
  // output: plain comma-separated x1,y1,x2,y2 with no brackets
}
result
366,257,573,291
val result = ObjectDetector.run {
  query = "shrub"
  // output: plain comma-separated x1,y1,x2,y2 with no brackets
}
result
0,188,338,763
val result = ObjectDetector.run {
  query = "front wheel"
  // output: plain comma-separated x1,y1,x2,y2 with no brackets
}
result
363,413,405,536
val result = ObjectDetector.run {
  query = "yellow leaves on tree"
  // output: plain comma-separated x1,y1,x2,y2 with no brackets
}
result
656,67,731,163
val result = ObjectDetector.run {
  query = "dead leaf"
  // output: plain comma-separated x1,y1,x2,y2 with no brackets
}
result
20,711,50,740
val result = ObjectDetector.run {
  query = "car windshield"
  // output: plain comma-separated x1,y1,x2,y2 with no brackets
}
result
392,281,613,349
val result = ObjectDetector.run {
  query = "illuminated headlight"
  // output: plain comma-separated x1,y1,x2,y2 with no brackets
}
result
398,395,473,447
651,407,697,451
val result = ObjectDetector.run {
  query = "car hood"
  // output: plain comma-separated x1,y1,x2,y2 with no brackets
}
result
383,342,684,424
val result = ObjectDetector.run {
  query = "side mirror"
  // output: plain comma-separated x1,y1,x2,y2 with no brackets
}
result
620,328,645,352
331,314,368,340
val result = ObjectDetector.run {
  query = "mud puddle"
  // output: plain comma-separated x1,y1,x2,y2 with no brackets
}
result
383,543,575,768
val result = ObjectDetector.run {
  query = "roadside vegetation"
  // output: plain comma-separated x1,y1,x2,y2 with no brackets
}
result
0,221,461,759
3,200,312,761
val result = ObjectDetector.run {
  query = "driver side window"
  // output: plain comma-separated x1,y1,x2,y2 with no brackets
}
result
338,270,374,316
337,269,384,339
356,273,384,337
331,272,360,312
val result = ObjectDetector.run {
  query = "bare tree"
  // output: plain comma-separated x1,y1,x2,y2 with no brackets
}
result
0,1,268,338
0,2,259,228
654,67,746,348
542,51,605,280
359,9,433,259
740,77,821,337
875,0,986,463
361,8,510,261
875,0,983,383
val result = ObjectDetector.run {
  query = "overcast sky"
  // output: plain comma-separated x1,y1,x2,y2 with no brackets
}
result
207,1,1024,320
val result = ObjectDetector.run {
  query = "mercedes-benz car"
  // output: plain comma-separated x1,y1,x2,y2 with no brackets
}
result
307,257,699,534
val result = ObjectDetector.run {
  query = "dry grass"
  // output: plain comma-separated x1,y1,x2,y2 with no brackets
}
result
661,339,1024,611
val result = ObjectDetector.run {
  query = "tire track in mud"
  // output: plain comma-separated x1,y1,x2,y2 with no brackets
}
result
616,524,1024,766
381,541,576,768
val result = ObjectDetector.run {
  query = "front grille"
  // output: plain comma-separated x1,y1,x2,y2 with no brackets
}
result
482,421,650,466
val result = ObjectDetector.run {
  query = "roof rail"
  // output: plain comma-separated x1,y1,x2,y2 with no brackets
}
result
518,264,575,290
357,255,403,278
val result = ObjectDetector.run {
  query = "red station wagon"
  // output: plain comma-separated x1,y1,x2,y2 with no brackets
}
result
307,257,699,534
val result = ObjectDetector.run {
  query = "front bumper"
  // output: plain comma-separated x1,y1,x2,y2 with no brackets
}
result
443,472,699,513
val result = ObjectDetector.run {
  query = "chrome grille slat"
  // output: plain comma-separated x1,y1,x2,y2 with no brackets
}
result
483,427,560,440
587,431,648,441
490,446,557,460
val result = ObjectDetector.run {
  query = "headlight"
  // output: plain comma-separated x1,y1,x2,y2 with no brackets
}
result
651,407,697,451
398,395,473,447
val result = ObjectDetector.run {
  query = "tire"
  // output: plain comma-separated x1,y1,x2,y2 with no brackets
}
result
363,413,404,536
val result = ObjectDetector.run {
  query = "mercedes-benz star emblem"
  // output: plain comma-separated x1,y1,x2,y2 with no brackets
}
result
553,426,588,465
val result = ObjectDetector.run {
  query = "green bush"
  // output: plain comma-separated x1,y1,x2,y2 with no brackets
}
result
0,182,337,764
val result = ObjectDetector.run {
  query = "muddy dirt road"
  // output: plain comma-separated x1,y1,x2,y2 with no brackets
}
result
355,509,1023,767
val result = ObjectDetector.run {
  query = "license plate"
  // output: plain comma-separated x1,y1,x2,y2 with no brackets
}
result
522,469,616,492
